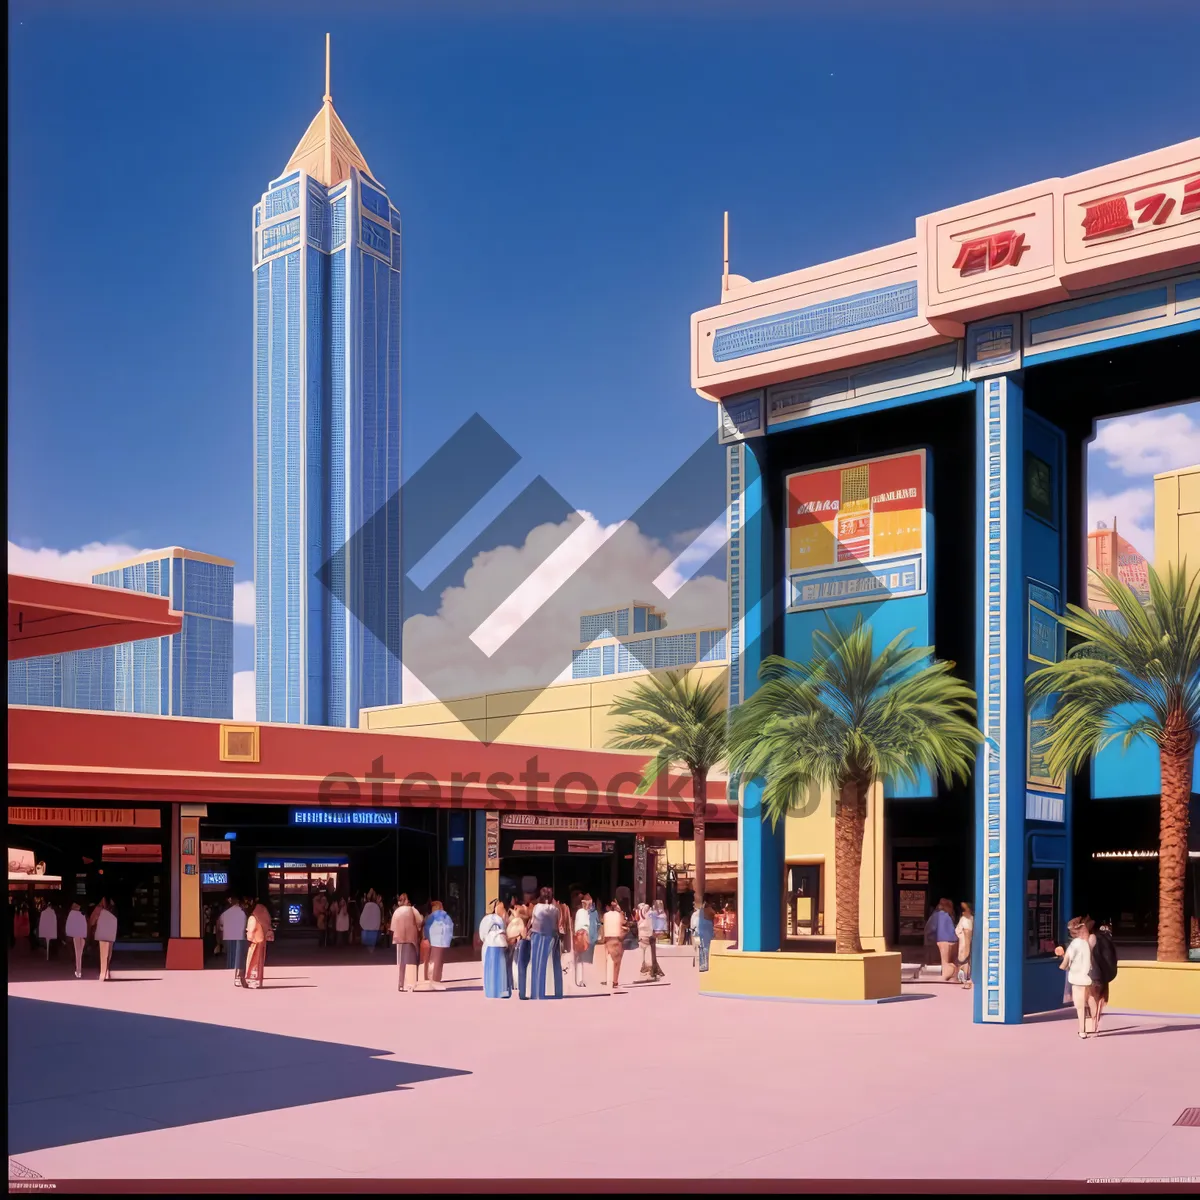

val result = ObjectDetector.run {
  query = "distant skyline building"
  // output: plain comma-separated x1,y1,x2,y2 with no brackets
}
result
7,547,234,718
570,601,729,679
253,35,402,728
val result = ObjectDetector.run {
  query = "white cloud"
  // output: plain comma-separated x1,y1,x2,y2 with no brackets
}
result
232,670,256,721
7,540,155,582
403,512,728,703
233,580,255,626
1087,486,1154,558
654,511,729,599
1092,406,1200,477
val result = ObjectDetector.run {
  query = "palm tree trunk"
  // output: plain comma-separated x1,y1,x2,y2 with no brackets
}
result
833,776,869,954
693,769,707,912
1158,709,1194,963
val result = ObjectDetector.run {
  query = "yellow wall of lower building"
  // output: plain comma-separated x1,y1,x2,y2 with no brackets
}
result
781,780,886,949
1107,960,1200,1017
360,665,730,752
1154,465,1200,574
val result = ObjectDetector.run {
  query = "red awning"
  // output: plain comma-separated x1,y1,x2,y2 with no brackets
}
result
8,574,182,659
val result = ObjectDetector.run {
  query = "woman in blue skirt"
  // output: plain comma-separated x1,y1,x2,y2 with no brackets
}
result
478,900,511,998
529,887,563,999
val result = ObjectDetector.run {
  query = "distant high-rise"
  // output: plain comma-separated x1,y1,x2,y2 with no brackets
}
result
253,35,402,727
7,548,234,718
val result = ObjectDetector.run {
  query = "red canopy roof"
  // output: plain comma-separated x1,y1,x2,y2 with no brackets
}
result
7,705,735,818
8,574,183,659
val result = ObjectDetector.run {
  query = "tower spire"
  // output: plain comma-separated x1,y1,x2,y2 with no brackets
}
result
323,34,333,185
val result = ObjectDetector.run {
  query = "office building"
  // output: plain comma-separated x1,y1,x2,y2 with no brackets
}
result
253,37,402,727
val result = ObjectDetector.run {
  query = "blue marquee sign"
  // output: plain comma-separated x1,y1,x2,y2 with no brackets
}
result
289,808,398,827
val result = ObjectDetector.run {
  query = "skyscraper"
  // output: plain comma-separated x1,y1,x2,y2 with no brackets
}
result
253,36,402,728
7,548,233,718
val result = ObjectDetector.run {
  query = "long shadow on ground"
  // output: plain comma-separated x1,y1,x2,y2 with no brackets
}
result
7,997,468,1154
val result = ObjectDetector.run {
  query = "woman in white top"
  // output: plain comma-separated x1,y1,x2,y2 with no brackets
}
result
335,897,350,945
955,902,974,989
65,903,88,979
92,898,118,982
37,901,59,962
572,895,594,988
1056,917,1094,1039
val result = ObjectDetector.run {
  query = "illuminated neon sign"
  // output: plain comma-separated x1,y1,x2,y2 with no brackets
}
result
288,809,398,827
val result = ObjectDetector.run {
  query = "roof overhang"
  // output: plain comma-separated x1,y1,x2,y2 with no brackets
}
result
7,706,734,817
8,574,183,659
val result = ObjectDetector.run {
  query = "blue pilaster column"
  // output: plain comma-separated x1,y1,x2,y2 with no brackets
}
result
731,438,784,951
974,375,1027,1024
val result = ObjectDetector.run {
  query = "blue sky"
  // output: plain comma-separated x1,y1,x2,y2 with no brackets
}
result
8,1,1200,710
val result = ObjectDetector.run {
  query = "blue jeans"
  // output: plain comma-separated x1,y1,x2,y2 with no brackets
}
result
697,935,710,972
362,930,378,950
226,939,246,974
530,931,562,999
514,938,532,999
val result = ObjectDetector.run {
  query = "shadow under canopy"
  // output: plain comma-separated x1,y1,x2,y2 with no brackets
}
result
7,997,469,1154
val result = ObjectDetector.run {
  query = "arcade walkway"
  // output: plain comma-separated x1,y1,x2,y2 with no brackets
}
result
8,956,1197,1184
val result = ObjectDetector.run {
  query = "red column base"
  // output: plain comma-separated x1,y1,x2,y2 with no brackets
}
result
166,938,206,970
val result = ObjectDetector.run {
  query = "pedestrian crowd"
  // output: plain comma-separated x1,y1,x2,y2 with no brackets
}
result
477,888,719,999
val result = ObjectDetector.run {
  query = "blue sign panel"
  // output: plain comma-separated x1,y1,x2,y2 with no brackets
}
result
788,553,923,612
201,871,228,887
713,282,918,362
289,809,398,827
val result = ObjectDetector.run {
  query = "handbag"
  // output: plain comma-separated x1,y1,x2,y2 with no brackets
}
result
573,929,589,955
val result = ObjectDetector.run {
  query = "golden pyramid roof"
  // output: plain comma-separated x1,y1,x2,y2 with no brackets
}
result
282,35,374,189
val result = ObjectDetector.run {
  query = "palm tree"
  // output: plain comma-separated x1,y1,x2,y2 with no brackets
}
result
607,670,728,907
1027,563,1199,963
727,617,979,954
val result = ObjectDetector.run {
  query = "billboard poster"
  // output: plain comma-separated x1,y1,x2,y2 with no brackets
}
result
785,449,927,612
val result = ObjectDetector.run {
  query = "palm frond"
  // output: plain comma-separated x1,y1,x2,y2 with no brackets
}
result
727,615,980,828
606,669,728,787
1025,562,1200,773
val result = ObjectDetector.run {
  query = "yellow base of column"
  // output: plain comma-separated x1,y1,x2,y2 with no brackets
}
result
701,945,902,1002
1107,960,1200,1017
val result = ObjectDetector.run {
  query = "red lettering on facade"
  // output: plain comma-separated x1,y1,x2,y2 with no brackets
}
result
952,237,989,275
988,229,1025,269
1082,198,1134,239
952,229,1026,276
1181,176,1200,217
1132,193,1171,225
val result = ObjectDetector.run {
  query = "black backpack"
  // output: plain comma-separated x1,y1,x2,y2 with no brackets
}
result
1091,931,1118,984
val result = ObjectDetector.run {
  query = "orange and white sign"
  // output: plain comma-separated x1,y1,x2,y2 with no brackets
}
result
786,451,927,612
788,450,925,570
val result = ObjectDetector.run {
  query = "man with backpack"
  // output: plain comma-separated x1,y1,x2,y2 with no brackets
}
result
1088,917,1119,1036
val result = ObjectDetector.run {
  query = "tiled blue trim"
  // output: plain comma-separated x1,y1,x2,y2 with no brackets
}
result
767,381,974,435
1023,318,1200,367
713,282,918,362
1027,286,1167,340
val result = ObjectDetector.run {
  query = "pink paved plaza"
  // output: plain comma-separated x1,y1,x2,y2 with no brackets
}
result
7,948,1199,1185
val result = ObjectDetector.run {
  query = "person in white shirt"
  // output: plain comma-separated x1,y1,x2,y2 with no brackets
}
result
1056,917,1094,1039
37,901,59,961
65,903,88,979
572,896,594,988
955,902,974,989
360,893,382,952
218,896,249,986
92,898,118,982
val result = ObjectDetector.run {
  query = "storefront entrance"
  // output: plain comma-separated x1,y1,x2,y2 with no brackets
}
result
257,856,349,934
6,805,168,947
